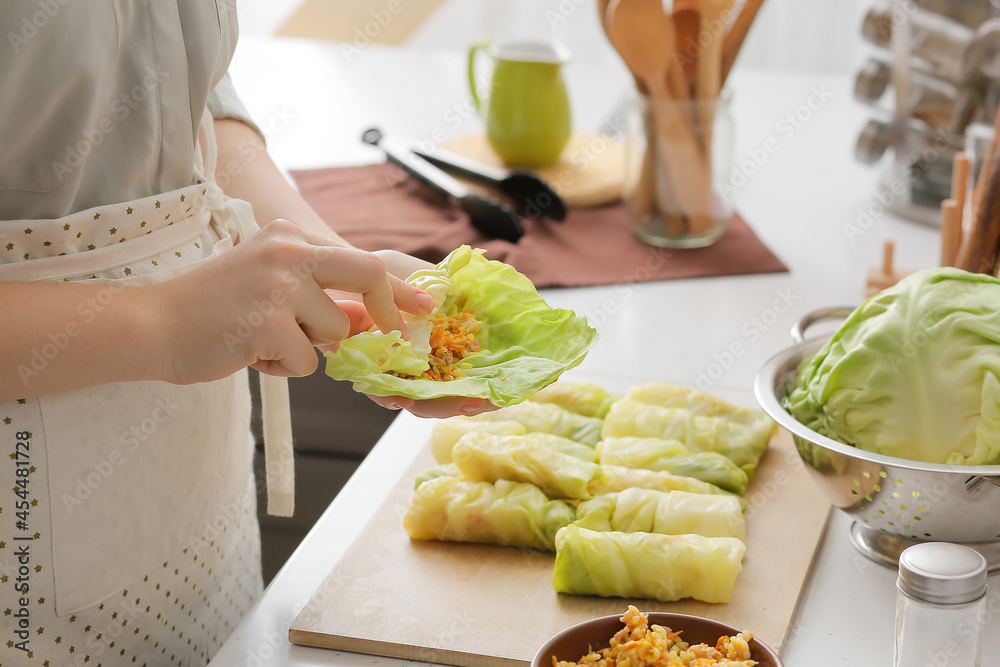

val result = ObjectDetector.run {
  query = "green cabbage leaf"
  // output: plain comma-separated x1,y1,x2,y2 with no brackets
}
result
324,246,598,406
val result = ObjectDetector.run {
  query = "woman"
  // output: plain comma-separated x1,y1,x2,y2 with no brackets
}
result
0,2,488,664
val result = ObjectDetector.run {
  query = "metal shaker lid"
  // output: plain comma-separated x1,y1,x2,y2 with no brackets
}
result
861,0,892,48
897,543,987,605
856,119,891,165
854,59,891,104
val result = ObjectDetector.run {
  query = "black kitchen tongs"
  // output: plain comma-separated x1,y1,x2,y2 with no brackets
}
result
362,128,525,243
411,147,567,222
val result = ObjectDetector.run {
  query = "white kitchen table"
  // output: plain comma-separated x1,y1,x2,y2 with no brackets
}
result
208,36,1000,667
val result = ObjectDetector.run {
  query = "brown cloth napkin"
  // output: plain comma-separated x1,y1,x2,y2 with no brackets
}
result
291,163,787,288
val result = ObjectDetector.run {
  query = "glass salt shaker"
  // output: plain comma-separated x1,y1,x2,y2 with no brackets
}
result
894,543,987,667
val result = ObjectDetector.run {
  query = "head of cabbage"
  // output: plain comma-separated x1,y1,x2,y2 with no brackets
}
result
784,267,1000,466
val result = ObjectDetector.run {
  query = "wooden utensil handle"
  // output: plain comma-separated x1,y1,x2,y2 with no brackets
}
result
628,110,660,228
721,0,766,85
647,82,715,235
957,106,1000,272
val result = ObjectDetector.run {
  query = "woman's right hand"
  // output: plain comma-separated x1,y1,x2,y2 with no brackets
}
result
152,219,436,385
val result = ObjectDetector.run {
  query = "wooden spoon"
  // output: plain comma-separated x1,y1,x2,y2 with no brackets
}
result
607,0,714,236
599,0,648,95
600,0,658,222
672,0,701,99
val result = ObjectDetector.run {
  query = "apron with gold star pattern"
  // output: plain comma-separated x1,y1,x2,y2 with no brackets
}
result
0,109,294,666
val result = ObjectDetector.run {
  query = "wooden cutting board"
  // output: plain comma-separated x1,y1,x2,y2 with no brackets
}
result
289,429,830,665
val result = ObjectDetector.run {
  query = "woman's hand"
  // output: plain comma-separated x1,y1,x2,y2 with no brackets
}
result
366,394,500,419
211,118,497,419
152,219,435,385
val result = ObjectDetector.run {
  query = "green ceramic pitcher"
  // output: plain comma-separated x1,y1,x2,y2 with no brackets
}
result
468,40,572,168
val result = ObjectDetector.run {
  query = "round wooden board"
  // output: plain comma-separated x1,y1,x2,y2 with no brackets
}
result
439,133,624,208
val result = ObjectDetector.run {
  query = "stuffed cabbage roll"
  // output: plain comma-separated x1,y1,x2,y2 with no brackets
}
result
627,382,777,435
455,401,604,446
527,433,598,462
574,488,745,541
431,418,526,464
527,381,619,418
599,464,733,498
404,477,575,550
414,463,460,488
596,436,749,494
601,400,770,475
451,431,604,500
552,525,746,603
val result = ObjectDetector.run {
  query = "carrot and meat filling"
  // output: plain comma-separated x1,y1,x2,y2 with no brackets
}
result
395,310,483,381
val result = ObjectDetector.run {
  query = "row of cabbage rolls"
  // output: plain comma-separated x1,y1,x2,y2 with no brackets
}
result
403,381,777,604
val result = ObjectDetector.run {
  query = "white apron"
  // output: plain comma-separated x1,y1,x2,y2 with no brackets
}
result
0,110,294,621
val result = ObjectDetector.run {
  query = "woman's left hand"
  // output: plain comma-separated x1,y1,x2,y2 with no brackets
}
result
366,394,500,419
354,250,501,419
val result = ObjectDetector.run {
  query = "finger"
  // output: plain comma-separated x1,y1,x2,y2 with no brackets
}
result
293,285,353,344
404,397,493,419
307,246,404,336
251,323,319,377
388,273,436,315
365,395,496,419
334,299,375,337
374,249,433,280
365,395,413,411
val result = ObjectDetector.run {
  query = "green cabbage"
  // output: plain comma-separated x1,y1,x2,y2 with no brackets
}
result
324,246,598,406
785,267,1000,465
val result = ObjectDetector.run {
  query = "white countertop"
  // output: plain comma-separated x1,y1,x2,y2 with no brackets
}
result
208,36,999,667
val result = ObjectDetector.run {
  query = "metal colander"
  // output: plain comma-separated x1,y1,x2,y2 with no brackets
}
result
754,308,1000,571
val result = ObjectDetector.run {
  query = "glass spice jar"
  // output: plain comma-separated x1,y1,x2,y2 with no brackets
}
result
893,542,987,667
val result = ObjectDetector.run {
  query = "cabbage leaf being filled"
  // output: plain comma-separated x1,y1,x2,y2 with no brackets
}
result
324,246,599,406
785,267,1000,465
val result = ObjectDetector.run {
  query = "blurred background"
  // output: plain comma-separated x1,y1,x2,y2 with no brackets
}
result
235,0,871,74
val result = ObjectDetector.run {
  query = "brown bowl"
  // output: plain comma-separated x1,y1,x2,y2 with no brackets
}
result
531,612,783,667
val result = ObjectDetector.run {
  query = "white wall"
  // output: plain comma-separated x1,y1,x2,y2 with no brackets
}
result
406,0,873,75
237,0,874,75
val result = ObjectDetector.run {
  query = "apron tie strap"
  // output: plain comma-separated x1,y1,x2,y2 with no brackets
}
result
198,109,295,517
260,374,294,516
